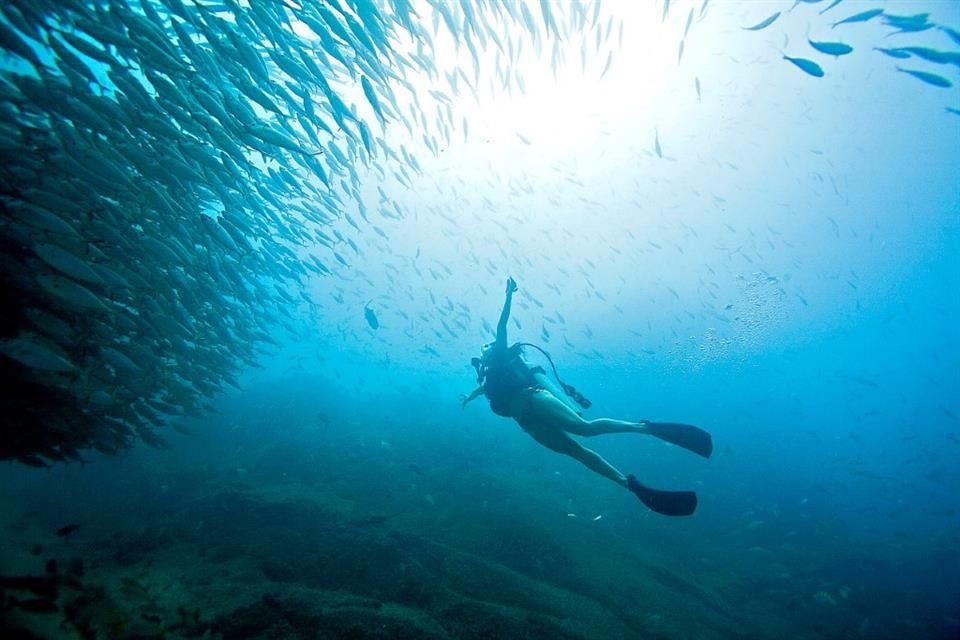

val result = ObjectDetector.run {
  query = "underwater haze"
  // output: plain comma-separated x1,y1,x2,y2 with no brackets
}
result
1,0,959,638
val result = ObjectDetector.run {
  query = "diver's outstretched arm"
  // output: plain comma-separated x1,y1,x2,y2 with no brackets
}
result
495,277,518,349
460,386,485,409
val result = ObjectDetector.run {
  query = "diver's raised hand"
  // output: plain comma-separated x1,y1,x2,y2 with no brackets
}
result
506,277,518,294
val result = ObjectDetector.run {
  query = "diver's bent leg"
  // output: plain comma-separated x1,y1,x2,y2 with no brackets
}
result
566,444,630,487
520,423,628,487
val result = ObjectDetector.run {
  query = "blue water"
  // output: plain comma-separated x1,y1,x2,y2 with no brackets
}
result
1,0,959,638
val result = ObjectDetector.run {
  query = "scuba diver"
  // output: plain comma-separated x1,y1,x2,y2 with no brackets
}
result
462,277,712,517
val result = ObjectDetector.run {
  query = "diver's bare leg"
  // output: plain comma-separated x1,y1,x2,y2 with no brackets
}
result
568,418,650,437
523,425,628,487
516,391,630,486
523,389,648,437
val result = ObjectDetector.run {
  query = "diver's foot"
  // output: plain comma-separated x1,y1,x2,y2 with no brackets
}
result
627,474,698,516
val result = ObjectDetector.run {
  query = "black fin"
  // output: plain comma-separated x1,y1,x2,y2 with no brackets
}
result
643,422,713,458
627,475,698,516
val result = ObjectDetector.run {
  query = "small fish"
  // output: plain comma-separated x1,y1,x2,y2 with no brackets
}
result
893,47,960,66
946,107,960,117
363,303,379,329
941,26,960,47
883,13,933,34
360,76,385,125
832,8,883,28
874,47,911,59
783,55,824,77
896,66,952,88
743,11,781,31
600,50,613,79
55,524,80,538
654,130,663,158
819,0,845,14
695,77,701,102
808,39,853,56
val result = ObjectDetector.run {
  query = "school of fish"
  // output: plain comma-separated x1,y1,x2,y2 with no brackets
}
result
0,0,957,465
742,2,959,91
0,0,625,465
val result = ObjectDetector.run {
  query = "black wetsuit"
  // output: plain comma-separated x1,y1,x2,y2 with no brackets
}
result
481,344,544,417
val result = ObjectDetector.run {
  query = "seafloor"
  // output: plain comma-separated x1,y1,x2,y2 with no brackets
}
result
0,379,949,639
